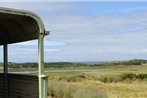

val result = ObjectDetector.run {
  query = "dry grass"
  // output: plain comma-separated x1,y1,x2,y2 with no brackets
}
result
47,68,147,98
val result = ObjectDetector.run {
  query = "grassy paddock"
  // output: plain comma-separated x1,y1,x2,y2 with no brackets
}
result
47,69,147,98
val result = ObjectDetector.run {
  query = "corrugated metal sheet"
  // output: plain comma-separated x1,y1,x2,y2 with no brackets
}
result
0,74,41,98
0,74,4,97
8,74,39,98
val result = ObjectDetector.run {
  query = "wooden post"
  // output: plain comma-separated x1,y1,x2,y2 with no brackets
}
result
4,44,8,98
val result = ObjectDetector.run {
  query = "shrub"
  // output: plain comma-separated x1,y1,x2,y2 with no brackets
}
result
97,73,147,83
122,73,137,80
137,74,147,80
59,75,86,82
97,75,122,83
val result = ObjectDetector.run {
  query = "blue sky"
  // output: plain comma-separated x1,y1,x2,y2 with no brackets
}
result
0,1,147,62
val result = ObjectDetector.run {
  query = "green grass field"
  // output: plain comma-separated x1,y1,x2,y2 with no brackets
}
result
46,65,147,98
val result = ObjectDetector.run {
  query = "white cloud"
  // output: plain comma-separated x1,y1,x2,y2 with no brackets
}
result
0,2,147,62
45,49,61,52
45,9,147,47
13,40,66,47
13,48,61,52
0,2,74,15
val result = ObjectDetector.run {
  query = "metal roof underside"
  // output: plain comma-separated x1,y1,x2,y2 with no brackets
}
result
0,7,45,45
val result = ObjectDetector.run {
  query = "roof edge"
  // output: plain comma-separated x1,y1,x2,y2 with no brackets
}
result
0,7,45,34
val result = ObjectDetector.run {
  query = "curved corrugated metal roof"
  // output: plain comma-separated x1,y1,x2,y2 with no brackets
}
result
0,7,45,45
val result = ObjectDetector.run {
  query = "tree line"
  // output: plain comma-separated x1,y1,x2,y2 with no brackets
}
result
0,59,146,69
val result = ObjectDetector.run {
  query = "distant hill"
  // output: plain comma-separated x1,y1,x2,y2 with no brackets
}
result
0,59,146,69
73,61,108,64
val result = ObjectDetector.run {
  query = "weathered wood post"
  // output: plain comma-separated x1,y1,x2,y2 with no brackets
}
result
4,44,8,98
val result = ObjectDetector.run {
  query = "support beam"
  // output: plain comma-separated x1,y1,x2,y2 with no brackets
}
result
38,32,44,98
3,44,8,98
